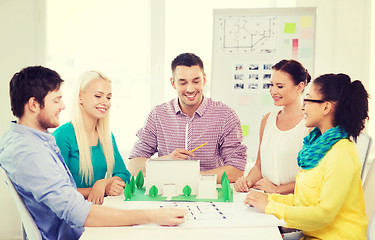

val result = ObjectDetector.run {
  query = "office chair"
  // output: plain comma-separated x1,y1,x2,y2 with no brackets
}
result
355,132,372,182
0,167,42,240
369,214,375,240
363,159,375,239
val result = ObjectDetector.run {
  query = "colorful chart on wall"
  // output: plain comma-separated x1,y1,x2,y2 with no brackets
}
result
211,8,316,160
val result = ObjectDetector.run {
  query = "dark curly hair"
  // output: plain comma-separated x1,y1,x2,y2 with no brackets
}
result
313,73,369,141
9,66,64,118
171,53,204,73
272,59,311,87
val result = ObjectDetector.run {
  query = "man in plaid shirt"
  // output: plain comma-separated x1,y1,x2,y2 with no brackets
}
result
129,53,247,183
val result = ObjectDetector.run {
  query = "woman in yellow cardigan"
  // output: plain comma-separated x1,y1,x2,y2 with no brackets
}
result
245,73,369,239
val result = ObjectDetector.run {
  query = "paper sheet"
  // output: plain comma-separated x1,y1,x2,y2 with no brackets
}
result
123,197,285,229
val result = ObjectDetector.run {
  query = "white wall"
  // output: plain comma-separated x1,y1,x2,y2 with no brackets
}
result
297,0,371,84
0,0,45,239
371,0,375,139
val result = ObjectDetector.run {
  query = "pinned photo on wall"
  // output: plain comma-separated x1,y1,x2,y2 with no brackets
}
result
234,83,244,89
249,64,259,70
263,74,271,80
263,83,271,89
263,64,272,70
234,74,244,80
249,74,259,80
235,64,244,71
248,83,258,90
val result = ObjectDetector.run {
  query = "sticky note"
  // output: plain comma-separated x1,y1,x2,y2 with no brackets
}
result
239,95,251,105
300,28,313,39
292,39,299,59
301,16,312,28
300,48,313,58
283,39,291,50
292,39,299,47
284,39,291,44
242,125,249,137
284,23,296,33
262,93,273,106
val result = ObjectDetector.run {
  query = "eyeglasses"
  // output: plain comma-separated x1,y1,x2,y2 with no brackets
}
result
303,98,325,103
303,98,325,107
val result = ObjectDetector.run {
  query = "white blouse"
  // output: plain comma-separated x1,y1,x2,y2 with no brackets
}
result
260,110,309,185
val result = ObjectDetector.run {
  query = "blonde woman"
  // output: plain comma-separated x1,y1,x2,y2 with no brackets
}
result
53,71,130,204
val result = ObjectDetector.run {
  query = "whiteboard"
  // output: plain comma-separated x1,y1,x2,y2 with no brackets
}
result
211,8,316,161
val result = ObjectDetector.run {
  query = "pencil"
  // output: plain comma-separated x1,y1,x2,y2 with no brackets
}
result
191,142,208,152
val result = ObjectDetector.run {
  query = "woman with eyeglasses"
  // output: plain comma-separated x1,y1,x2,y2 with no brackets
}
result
245,73,368,239
234,59,310,194
53,71,131,205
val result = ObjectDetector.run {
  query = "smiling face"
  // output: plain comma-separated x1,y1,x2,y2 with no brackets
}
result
269,70,304,107
80,78,112,121
37,89,65,131
302,83,326,129
170,65,206,116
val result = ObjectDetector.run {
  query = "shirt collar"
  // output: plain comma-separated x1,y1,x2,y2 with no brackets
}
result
172,96,208,117
173,98,181,114
9,121,55,143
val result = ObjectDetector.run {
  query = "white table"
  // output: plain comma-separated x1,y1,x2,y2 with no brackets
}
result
81,226,283,240
80,189,283,240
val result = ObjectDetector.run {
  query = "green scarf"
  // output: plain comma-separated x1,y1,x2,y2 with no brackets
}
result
297,126,348,170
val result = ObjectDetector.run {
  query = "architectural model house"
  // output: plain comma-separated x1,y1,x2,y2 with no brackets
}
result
197,174,218,199
145,159,218,199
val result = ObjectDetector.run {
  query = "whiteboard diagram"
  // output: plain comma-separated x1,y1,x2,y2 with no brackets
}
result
211,8,316,161
218,17,277,54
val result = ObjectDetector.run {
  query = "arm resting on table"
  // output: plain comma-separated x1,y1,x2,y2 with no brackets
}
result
127,157,148,176
202,165,244,183
84,205,186,227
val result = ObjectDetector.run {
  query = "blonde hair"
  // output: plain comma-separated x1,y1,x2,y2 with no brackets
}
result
71,71,114,185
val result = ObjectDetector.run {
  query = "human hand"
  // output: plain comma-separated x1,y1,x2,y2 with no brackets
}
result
87,179,107,205
105,177,125,196
253,178,277,193
149,208,188,226
244,191,269,213
164,149,194,160
233,176,252,192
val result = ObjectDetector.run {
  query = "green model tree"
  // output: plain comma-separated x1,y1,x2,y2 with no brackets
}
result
221,171,228,185
149,185,158,196
124,183,132,200
129,176,135,194
221,171,231,202
183,185,192,196
135,171,144,189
